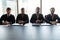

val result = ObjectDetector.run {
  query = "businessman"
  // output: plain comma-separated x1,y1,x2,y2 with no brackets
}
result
30,7,44,24
1,7,15,25
16,8,29,25
45,7,60,25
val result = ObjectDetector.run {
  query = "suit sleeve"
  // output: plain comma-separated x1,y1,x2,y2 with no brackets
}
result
10,15,15,24
16,15,19,23
30,14,36,23
1,15,4,21
40,14,44,23
56,15,60,23
45,15,51,24
1,15,4,24
24,15,29,24
0,18,2,25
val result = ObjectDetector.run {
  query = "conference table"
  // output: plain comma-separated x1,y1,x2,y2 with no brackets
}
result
0,23,60,40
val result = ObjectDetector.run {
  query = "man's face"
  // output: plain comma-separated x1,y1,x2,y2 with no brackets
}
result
50,8,55,14
36,7,40,14
21,9,25,14
6,10,11,14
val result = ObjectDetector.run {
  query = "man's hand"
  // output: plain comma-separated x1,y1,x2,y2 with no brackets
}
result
2,21,9,25
36,20,41,23
19,20,25,24
50,21,57,25
21,21,25,24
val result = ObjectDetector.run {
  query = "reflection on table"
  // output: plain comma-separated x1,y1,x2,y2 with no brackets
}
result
0,23,60,40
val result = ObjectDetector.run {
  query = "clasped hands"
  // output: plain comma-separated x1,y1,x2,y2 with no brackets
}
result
36,19,42,24
50,21,57,25
18,20,25,24
2,20,9,25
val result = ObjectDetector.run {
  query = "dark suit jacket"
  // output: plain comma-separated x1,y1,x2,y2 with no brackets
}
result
45,14,60,24
0,18,2,25
30,14,44,23
16,14,29,24
1,14,15,24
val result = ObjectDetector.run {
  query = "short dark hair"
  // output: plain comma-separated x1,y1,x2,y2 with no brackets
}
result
50,7,55,11
6,7,11,10
21,8,24,10
51,7,55,9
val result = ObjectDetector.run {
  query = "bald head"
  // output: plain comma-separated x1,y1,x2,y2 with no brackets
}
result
36,7,40,13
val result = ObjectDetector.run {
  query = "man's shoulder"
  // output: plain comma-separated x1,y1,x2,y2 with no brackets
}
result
10,14,14,17
47,14,51,16
18,14,28,16
54,14,58,16
2,14,7,16
45,14,51,17
24,14,28,16
32,13,36,16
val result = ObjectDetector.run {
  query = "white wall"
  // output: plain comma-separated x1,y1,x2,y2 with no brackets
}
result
0,0,3,17
42,0,60,17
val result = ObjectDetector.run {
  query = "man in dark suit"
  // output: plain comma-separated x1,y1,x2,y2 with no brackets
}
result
16,8,29,25
30,7,44,24
45,7,60,25
1,7,15,25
